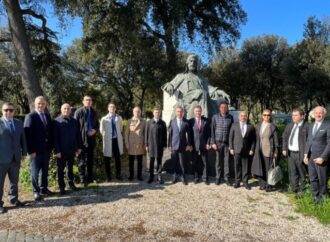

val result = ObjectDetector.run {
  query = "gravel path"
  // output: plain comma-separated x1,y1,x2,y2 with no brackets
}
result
0,174,329,241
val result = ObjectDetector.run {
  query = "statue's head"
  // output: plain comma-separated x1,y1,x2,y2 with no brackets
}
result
185,54,198,73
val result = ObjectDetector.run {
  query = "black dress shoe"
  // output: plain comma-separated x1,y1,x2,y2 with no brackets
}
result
0,206,7,214
259,186,266,190
128,176,134,181
59,189,66,195
147,178,153,184
116,175,123,181
34,193,42,201
137,177,144,181
69,184,78,191
215,179,220,185
10,200,25,207
204,180,210,185
40,188,54,196
243,183,251,190
193,178,199,184
105,178,112,182
172,178,178,184
233,183,240,188
265,186,272,192
183,180,188,185
225,181,232,186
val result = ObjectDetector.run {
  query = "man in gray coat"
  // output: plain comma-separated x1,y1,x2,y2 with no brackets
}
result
0,102,27,213
304,106,330,204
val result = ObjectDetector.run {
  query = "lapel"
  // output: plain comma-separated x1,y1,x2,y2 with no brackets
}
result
0,117,13,137
314,121,325,137
132,118,141,131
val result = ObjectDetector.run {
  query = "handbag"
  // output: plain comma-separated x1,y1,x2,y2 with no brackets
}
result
267,158,283,186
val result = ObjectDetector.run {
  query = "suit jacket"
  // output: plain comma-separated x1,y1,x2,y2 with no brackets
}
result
189,116,210,152
145,119,167,158
168,118,192,152
74,106,99,148
24,111,53,154
251,122,279,176
124,118,146,155
305,120,330,161
282,121,309,161
229,122,255,156
0,118,27,164
54,116,83,156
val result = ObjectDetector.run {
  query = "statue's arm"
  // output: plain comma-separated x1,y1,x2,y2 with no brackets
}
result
161,74,184,96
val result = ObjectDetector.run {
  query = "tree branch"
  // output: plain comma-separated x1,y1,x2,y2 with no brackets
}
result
21,8,47,40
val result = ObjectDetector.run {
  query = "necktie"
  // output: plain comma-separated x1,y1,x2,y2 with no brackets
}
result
40,113,47,126
197,119,201,130
111,116,117,138
289,124,298,146
87,109,92,131
8,120,14,134
313,123,319,136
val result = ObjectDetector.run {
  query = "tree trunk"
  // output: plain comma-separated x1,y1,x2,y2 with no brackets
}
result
3,0,43,111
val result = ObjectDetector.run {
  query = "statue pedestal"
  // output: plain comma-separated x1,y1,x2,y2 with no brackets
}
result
162,91,178,127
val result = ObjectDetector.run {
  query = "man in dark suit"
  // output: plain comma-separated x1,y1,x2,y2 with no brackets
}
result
189,105,211,185
24,96,53,201
145,107,167,184
54,103,82,195
282,108,308,198
0,103,27,213
304,106,330,204
74,96,99,186
229,111,255,189
168,106,192,185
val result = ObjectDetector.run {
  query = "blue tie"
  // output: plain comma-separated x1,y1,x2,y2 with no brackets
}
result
111,116,117,138
8,120,14,134
87,109,92,131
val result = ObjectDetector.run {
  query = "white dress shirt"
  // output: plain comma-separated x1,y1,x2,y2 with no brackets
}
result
288,121,303,151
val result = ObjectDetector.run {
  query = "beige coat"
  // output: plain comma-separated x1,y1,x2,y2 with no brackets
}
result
125,118,146,155
100,114,124,157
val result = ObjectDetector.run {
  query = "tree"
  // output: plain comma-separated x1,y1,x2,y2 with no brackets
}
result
2,0,45,110
52,0,247,75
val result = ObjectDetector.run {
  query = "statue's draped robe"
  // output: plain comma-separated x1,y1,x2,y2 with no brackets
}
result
164,72,218,119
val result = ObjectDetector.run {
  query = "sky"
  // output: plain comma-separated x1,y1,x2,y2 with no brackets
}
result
1,0,330,62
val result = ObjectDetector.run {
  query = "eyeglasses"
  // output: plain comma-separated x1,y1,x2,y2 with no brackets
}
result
263,114,271,117
3,109,14,112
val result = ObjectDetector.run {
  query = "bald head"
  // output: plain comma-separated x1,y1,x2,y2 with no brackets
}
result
61,103,71,118
34,96,47,112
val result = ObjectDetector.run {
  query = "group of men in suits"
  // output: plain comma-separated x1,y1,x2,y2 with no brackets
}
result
0,95,99,213
1,96,330,213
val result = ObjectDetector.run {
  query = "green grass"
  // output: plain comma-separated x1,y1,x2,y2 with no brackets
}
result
278,158,330,225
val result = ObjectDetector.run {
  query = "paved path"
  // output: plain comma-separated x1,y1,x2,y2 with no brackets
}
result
0,229,67,242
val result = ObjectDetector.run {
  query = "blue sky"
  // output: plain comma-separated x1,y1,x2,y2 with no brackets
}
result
1,0,330,61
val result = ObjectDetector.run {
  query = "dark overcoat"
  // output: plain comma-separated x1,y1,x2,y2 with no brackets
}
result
145,119,167,158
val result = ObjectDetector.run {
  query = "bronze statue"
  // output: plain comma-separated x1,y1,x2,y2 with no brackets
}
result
162,54,230,119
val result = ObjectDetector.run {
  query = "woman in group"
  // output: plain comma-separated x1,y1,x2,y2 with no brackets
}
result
100,103,124,182
251,109,279,192
125,106,146,181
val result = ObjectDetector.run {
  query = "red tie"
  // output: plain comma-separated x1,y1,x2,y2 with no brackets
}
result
197,119,201,130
